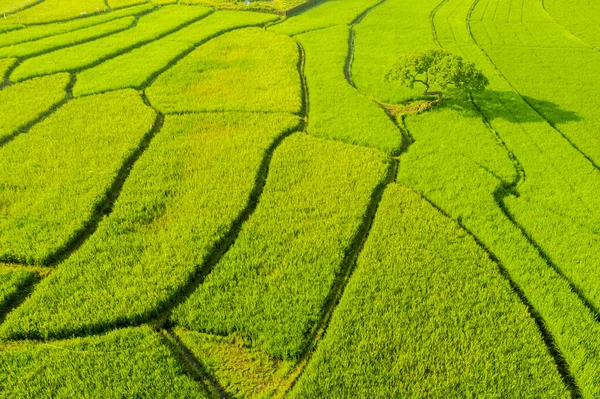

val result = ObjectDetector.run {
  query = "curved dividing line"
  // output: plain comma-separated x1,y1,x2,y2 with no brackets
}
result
10,8,215,83
0,272,42,325
42,95,164,266
160,328,227,399
409,187,582,399
539,0,599,52
2,0,44,17
0,72,75,149
466,0,600,172
430,0,449,47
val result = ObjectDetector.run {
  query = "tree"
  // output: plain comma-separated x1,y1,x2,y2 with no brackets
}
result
385,49,489,105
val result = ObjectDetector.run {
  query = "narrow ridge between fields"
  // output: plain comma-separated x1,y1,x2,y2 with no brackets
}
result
465,0,600,172
7,6,216,83
425,3,587,396
0,72,75,149
160,328,228,399
539,0,599,52
0,271,45,326
2,0,45,17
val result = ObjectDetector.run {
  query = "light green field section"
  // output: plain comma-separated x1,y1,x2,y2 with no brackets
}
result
2,0,107,25
0,113,300,340
0,3,153,47
182,0,303,12
109,0,147,9
10,5,212,82
0,57,15,76
0,327,205,398
74,11,278,96
471,0,600,166
0,16,134,58
175,328,294,399
0,269,34,310
173,134,389,359
355,0,600,396
290,184,569,398
296,25,401,154
544,0,600,49
147,28,301,114
0,89,156,265
270,0,381,36
352,0,438,103
0,72,69,143
0,0,38,15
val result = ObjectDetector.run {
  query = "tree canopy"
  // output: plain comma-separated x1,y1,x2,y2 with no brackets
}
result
385,49,489,104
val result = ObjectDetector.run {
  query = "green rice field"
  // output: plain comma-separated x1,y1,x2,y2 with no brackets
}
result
0,0,599,397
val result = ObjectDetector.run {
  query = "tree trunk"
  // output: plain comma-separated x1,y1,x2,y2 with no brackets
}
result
423,89,443,104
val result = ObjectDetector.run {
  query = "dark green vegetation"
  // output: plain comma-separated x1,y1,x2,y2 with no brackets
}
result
2,0,600,397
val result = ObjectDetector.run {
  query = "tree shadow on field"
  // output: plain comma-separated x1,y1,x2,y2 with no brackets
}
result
470,90,582,125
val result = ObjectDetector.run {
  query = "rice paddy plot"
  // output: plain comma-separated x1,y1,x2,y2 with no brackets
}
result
543,0,600,49
0,89,156,265
2,0,108,25
73,11,278,96
289,184,569,398
173,133,389,359
0,3,153,48
0,72,70,143
296,25,401,154
0,113,300,340
147,27,301,114
10,5,212,82
0,56,15,76
0,269,34,310
0,327,205,398
108,0,147,10
0,16,135,59
0,0,39,15
269,0,381,36
174,328,294,399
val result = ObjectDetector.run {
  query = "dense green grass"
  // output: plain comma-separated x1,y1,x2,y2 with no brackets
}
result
269,0,380,36
0,72,70,142
173,133,389,359
175,328,293,399
0,3,153,47
0,269,34,310
2,0,108,25
74,11,277,96
0,57,15,77
0,113,300,339
0,16,134,58
0,0,38,15
0,89,155,265
471,0,600,166
147,27,301,114
290,184,569,397
356,0,600,395
0,327,205,398
109,0,147,10
544,0,600,49
11,5,212,82
296,25,401,154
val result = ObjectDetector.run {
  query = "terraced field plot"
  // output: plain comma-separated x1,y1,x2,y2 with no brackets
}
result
1,0,599,397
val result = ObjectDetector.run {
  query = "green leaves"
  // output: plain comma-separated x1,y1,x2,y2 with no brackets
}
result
386,49,489,98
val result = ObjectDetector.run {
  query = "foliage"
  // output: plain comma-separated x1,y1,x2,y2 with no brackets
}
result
73,10,277,96
11,5,212,82
0,269,35,310
175,328,294,399
290,184,569,398
147,27,301,114
0,327,205,398
386,49,489,103
0,113,300,339
0,89,155,265
0,16,134,59
295,25,401,154
0,3,153,47
0,72,70,142
173,133,389,359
